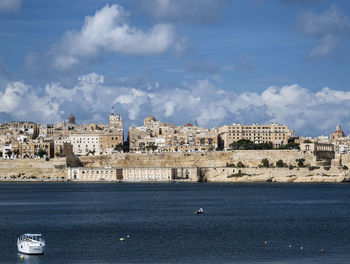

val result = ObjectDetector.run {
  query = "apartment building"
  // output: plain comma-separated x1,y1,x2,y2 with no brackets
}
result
218,123,293,149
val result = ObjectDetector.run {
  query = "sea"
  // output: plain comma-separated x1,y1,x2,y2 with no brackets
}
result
0,182,349,263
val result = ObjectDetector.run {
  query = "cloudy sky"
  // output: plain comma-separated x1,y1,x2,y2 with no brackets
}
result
0,0,350,137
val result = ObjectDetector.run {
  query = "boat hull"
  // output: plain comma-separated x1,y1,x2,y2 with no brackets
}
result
17,242,45,255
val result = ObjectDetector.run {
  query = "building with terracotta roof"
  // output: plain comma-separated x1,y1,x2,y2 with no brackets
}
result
330,124,345,140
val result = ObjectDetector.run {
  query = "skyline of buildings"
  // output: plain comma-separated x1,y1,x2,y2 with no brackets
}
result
1,109,350,159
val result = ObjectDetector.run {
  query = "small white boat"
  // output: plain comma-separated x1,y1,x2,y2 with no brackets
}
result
194,208,204,215
17,234,45,255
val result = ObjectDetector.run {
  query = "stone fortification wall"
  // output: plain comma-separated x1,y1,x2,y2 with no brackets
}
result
79,150,316,169
206,166,350,183
0,158,67,181
229,150,316,168
0,150,343,183
79,151,232,168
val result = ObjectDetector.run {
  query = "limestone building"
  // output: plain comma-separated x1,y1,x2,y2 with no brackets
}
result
70,134,100,156
218,123,293,149
67,167,122,181
128,116,218,153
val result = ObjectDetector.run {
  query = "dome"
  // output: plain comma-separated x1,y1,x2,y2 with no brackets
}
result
333,124,344,134
331,123,345,139
144,116,156,122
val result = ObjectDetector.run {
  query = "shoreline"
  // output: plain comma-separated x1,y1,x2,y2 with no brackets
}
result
1,150,350,183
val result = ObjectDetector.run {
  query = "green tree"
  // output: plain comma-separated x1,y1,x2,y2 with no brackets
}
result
261,158,269,168
114,143,124,152
229,139,255,150
279,142,300,150
146,142,158,152
257,142,273,150
5,150,12,157
296,158,305,167
276,159,284,168
0,151,3,157
36,149,48,158
229,139,274,150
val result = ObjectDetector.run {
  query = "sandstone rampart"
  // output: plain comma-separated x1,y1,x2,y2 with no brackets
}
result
205,166,349,183
0,158,66,181
0,151,348,183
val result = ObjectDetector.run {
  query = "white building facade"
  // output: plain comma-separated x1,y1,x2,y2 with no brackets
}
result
70,134,100,156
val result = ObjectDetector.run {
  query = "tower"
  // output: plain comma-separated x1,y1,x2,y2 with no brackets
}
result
67,113,76,130
109,105,123,129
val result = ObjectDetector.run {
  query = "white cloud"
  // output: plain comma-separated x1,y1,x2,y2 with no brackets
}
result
0,81,59,122
50,4,178,70
296,5,350,58
111,81,350,135
0,0,21,13
2,74,350,136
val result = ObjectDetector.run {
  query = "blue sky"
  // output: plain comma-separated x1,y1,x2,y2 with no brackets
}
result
0,0,350,137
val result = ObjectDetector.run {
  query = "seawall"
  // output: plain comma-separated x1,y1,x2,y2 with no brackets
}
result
0,158,66,181
0,150,349,182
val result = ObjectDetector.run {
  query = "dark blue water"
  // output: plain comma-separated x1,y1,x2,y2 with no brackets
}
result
0,183,349,263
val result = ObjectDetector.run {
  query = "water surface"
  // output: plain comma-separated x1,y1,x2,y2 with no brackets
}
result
0,182,349,263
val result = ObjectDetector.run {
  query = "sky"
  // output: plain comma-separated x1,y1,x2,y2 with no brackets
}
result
0,0,350,137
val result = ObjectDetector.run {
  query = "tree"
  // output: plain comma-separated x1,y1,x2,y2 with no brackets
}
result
279,142,300,150
261,158,269,168
13,149,20,156
229,139,274,150
296,158,305,167
276,159,284,168
55,152,60,158
304,139,312,143
0,151,2,157
5,149,12,157
146,142,158,152
229,139,255,150
36,149,47,158
114,143,124,152
257,142,273,150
